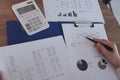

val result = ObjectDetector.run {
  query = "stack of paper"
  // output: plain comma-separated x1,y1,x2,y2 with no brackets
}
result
43,0,104,23
0,36,72,80
62,23,118,80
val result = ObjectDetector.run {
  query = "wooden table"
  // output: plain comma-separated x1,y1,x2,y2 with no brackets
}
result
0,0,120,53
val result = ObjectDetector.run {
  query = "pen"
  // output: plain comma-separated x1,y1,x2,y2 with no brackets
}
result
86,37,113,52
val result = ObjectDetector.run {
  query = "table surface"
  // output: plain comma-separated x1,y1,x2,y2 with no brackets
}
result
0,0,120,52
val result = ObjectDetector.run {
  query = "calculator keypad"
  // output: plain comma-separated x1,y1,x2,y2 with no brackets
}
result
20,10,47,33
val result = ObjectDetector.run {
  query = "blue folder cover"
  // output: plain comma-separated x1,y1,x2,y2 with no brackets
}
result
7,21,63,45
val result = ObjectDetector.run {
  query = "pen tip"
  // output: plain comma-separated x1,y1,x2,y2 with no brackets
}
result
85,37,89,39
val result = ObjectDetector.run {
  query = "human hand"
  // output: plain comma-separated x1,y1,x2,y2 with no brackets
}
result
93,38,120,69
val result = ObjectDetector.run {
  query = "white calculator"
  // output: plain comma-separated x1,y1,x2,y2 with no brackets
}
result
12,0,49,35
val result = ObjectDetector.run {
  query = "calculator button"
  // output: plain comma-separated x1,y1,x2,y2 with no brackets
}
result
25,15,46,33
25,24,32,32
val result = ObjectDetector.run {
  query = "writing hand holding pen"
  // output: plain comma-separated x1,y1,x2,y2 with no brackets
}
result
93,38,120,69
86,37,113,52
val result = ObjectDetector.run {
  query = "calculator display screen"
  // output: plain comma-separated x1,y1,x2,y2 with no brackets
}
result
17,4,36,15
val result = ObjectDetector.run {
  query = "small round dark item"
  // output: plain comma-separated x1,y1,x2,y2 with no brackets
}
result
77,59,88,71
98,59,107,70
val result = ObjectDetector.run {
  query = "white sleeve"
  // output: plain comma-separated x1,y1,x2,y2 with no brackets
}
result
116,68,120,80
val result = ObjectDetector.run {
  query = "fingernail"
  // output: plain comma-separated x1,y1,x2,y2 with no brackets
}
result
93,38,98,40
93,38,96,39
96,43,100,46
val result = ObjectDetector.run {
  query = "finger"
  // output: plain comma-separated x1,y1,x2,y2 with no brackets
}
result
93,38,113,47
114,44,119,55
96,43,111,58
93,38,112,45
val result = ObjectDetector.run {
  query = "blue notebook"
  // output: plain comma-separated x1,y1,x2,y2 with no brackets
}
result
7,21,63,45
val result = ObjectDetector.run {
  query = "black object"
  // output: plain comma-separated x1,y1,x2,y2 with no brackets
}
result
77,59,88,71
103,0,111,5
103,0,113,13
86,37,113,52
98,59,107,70
102,59,107,64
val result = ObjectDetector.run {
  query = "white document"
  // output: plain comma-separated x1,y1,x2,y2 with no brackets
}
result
0,27,118,80
62,23,118,80
43,0,104,23
0,36,72,80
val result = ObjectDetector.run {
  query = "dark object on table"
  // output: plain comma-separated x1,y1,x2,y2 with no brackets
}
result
103,0,111,5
